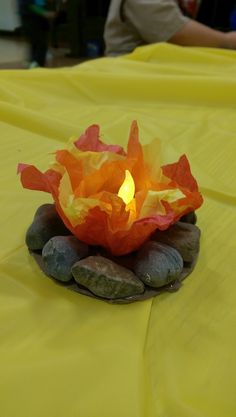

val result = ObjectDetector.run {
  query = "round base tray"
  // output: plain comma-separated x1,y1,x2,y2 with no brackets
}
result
31,249,198,304
27,204,200,304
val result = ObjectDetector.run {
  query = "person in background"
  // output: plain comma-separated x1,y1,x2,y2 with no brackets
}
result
104,0,236,56
18,0,57,67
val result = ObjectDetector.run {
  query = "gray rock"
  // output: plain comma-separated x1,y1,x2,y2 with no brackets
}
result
134,241,183,288
72,256,144,299
42,236,89,282
26,204,70,250
179,211,197,225
34,203,57,219
152,222,200,263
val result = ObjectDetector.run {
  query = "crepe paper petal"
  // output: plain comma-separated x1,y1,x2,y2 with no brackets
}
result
162,154,199,193
58,171,110,228
71,206,111,247
143,138,162,183
17,164,51,193
96,191,131,232
139,189,185,219
58,194,176,256
18,122,203,255
171,190,203,218
69,147,125,177
43,169,62,197
127,120,143,160
17,163,29,174
18,163,62,195
97,209,176,255
60,204,174,256
74,158,133,198
61,197,105,228
55,150,83,191
126,121,153,193
74,124,126,155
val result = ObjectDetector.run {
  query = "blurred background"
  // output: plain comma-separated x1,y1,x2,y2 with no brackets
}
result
0,0,236,69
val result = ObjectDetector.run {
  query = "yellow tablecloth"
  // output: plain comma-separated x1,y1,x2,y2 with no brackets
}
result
1,43,236,417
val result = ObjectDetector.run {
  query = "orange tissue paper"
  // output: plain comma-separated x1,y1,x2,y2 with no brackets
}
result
18,121,203,255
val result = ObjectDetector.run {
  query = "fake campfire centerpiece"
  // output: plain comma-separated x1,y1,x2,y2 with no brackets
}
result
18,121,203,303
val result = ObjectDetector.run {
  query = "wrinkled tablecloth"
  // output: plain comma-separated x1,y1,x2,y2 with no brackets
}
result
0,43,236,417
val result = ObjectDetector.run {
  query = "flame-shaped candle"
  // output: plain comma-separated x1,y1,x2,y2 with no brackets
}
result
118,170,135,205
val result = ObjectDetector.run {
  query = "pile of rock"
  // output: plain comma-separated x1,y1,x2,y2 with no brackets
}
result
26,204,200,303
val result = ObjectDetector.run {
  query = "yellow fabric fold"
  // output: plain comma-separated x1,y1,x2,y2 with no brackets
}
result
1,43,236,417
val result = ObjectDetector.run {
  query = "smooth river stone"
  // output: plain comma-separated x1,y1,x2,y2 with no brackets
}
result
152,221,200,263
26,204,70,250
179,211,197,225
72,256,145,299
42,236,89,282
134,241,183,288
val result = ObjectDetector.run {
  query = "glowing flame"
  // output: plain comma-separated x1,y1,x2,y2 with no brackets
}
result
118,170,135,205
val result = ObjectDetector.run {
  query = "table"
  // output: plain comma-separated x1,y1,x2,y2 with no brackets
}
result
0,43,236,417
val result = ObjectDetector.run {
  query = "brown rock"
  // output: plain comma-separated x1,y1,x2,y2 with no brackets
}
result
72,256,144,299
